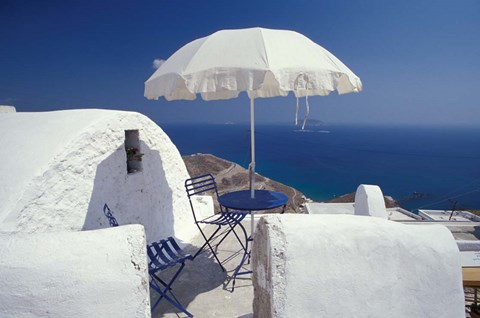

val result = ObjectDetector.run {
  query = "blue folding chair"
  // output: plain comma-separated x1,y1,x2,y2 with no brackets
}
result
103,204,193,317
147,237,193,317
185,174,250,290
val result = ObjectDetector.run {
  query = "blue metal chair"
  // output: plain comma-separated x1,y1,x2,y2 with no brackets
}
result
147,237,193,317
185,174,250,290
103,204,193,317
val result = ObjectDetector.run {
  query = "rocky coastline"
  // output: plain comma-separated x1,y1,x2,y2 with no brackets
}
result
183,153,308,213
182,153,398,213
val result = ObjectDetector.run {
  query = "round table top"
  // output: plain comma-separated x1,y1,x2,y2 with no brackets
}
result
218,189,288,211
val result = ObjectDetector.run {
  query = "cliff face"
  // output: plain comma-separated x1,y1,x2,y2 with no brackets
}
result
182,153,400,213
182,154,307,213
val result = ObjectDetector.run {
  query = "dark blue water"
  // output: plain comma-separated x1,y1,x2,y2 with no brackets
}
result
161,123,480,211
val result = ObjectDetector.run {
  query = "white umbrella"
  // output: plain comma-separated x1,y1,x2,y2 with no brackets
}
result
145,27,362,228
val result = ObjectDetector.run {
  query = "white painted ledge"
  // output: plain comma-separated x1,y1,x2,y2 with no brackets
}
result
0,225,150,318
252,214,464,318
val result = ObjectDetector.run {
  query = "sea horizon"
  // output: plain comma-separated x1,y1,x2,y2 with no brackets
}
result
160,122,480,212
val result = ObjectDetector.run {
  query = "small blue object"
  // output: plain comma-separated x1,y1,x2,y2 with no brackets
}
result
103,204,119,227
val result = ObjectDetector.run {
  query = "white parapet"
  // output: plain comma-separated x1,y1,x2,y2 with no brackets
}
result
190,195,214,221
0,105,16,113
354,184,387,218
0,225,150,318
252,214,464,318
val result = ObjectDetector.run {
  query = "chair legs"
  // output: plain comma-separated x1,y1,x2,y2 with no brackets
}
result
219,220,249,255
193,220,248,263
224,221,252,291
150,263,193,317
193,217,251,292
193,224,225,272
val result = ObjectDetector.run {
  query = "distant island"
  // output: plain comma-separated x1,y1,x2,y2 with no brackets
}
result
301,118,325,126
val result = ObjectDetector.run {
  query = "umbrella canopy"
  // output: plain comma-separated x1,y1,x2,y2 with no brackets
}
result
145,27,362,224
145,27,362,101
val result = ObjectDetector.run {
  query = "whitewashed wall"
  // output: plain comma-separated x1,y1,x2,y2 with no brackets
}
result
0,225,150,318
354,184,387,218
0,105,16,113
253,214,465,318
0,109,200,244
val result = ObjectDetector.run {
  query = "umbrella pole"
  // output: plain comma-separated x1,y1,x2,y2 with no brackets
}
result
250,97,256,198
250,97,255,238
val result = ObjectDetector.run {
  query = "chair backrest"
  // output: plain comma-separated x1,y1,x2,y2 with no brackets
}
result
103,204,119,227
185,174,222,221
146,237,191,272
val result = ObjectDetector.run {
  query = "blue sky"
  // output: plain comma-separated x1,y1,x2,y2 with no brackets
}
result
1,0,479,125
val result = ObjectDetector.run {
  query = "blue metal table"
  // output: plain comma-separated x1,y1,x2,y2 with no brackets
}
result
218,189,288,239
218,189,288,212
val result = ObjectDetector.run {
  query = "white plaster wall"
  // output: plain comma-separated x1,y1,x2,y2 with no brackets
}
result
0,109,197,244
0,105,16,112
354,184,387,218
0,225,150,318
253,214,465,318
191,195,214,220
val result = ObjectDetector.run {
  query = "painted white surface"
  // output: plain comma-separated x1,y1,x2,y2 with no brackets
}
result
305,202,355,215
0,109,198,244
305,202,421,221
0,105,16,112
460,251,480,267
354,184,387,218
190,195,213,220
419,209,480,222
0,225,150,318
253,214,465,318
388,208,422,221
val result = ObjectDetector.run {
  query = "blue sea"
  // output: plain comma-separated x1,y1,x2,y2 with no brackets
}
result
160,123,480,212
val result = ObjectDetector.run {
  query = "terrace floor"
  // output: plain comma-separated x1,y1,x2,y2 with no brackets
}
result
150,214,479,317
151,218,255,318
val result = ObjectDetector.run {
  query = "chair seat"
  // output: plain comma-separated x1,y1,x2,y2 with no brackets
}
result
198,211,248,226
147,237,194,317
148,237,193,272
